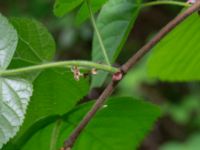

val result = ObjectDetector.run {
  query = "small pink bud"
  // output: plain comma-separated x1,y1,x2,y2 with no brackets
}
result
112,71,123,81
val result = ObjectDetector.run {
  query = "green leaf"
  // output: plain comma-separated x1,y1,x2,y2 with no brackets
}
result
0,78,32,149
148,13,200,81
9,18,56,68
7,18,56,81
5,69,89,146
75,0,108,25
54,0,84,17
0,14,18,70
91,0,141,88
0,13,33,148
19,97,160,150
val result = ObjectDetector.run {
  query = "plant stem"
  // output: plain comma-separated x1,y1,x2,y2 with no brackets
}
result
63,1,200,149
142,0,191,8
0,61,119,76
86,0,111,66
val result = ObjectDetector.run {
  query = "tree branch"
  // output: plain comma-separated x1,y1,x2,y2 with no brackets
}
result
63,1,200,149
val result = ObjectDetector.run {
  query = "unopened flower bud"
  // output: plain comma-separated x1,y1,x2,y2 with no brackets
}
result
71,66,83,81
91,68,97,75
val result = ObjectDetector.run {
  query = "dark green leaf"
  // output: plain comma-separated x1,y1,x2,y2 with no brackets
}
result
148,13,200,81
19,97,160,150
54,0,84,17
75,0,108,25
9,18,56,68
7,69,89,145
91,0,141,87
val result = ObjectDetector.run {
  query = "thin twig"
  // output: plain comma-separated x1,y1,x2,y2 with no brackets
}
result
63,1,200,149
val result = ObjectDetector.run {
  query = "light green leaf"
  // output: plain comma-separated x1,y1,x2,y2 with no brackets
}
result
75,0,108,25
54,0,84,17
4,69,89,146
91,0,141,87
148,13,200,81
9,18,56,68
0,14,18,70
19,97,160,150
0,78,32,149
0,13,33,148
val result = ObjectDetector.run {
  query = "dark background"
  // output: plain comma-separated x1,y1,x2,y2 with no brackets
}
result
1,0,200,149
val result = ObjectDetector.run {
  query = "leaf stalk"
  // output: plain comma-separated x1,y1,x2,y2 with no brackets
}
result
0,61,119,76
142,0,190,8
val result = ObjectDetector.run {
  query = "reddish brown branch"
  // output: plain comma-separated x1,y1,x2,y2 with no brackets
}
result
63,1,200,149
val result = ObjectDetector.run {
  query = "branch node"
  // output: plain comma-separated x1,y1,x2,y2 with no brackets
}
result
112,71,123,81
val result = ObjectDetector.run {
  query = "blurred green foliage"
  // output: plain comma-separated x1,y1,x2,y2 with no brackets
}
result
161,134,200,150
